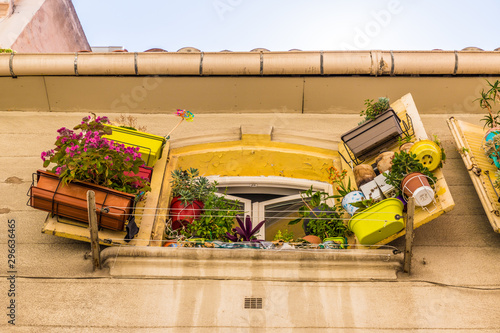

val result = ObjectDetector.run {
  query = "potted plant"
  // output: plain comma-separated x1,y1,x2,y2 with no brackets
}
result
179,192,241,241
226,215,266,243
288,186,351,242
348,198,405,245
273,229,295,242
328,167,365,216
383,151,437,207
169,167,217,230
478,80,500,133
29,115,150,231
477,80,500,167
341,97,403,160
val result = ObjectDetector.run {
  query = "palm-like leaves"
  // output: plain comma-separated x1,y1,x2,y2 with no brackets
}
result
226,215,265,242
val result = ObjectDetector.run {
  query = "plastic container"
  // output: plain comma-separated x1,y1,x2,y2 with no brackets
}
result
409,140,442,171
401,172,435,207
348,198,404,245
104,125,166,167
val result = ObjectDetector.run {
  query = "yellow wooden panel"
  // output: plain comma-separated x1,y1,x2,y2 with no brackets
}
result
447,117,500,232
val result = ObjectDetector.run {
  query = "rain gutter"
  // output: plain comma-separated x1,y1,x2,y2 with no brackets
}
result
1,50,500,77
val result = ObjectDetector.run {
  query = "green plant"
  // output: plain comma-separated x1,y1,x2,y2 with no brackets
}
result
181,193,241,241
459,147,470,155
327,167,355,204
397,135,413,146
483,134,500,165
40,114,150,194
433,134,446,167
477,80,500,129
349,198,377,214
288,186,351,240
273,229,295,242
360,97,391,121
170,168,217,205
383,151,437,196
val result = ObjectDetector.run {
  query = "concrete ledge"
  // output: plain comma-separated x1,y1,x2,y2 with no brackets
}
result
101,247,403,281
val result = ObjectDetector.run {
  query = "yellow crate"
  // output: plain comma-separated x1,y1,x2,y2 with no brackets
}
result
104,125,166,167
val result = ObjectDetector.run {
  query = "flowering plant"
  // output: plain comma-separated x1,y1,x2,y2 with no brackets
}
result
328,167,355,203
41,115,150,194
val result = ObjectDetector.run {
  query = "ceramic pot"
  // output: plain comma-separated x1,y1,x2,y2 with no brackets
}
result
302,235,322,244
28,170,135,231
341,191,365,216
353,164,376,188
169,197,204,230
401,172,434,207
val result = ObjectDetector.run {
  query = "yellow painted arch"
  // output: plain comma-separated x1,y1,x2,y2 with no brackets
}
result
170,134,340,183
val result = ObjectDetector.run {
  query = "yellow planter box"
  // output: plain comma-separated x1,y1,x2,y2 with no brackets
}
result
104,125,166,167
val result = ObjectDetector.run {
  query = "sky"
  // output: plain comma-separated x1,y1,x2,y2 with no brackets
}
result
72,0,500,53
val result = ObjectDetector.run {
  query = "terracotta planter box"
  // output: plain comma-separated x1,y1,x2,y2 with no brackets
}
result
104,125,166,168
28,170,135,231
341,109,403,160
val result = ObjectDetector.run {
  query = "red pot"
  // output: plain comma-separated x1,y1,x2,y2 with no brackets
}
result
124,165,153,182
169,197,204,230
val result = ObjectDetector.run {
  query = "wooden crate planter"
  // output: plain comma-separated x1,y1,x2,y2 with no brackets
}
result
27,170,135,231
104,125,166,167
341,109,404,162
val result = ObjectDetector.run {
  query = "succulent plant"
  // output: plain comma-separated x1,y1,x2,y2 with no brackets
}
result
170,167,217,205
360,97,392,121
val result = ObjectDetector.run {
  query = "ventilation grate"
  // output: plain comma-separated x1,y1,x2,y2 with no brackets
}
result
244,297,263,309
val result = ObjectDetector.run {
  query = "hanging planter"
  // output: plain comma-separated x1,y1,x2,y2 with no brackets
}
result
28,170,135,231
348,198,404,245
341,109,403,160
104,125,166,168
401,172,435,207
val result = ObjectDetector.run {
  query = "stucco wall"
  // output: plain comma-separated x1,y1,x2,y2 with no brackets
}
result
11,0,90,52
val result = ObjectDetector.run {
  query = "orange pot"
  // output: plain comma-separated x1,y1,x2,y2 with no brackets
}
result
28,170,135,231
